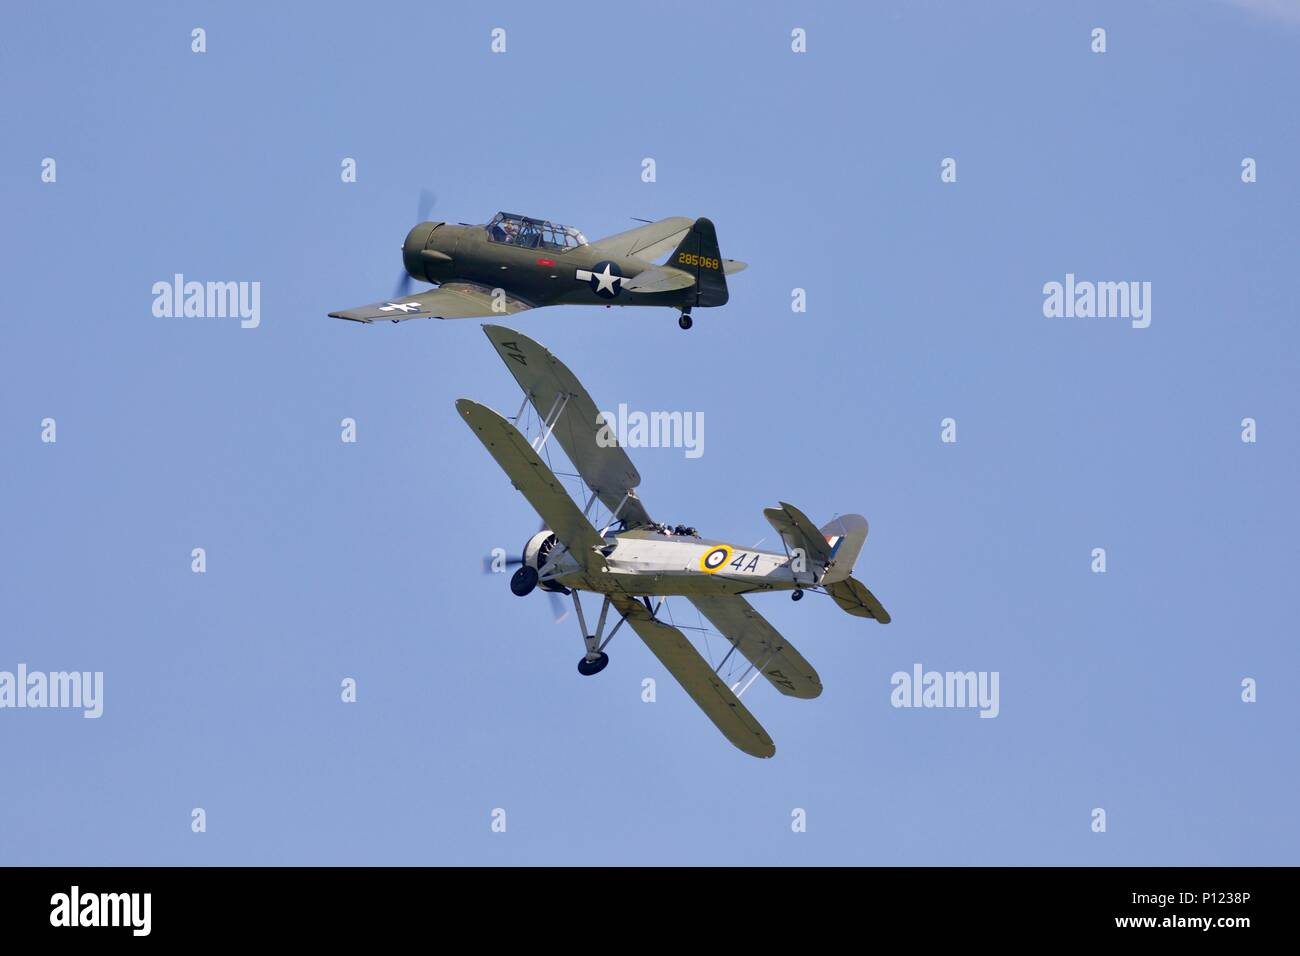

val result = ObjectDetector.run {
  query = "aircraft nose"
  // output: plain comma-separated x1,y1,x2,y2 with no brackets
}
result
402,221,442,280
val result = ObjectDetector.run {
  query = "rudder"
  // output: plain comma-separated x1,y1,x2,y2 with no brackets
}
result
820,514,868,585
668,217,729,307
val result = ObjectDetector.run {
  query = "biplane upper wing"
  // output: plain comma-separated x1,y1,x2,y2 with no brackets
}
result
481,325,653,528
762,501,834,565
455,399,605,569
583,216,695,263
610,596,775,758
687,595,822,699
329,282,534,323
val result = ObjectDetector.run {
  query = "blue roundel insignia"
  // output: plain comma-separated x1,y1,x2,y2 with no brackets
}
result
580,260,624,299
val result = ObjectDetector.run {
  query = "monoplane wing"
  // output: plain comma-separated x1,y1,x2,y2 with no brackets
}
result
687,595,822,699
610,596,775,758
329,282,533,323
481,325,653,528
583,217,695,263
455,399,605,569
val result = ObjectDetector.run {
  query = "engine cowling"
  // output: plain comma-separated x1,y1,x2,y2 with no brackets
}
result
521,530,567,592
401,221,456,284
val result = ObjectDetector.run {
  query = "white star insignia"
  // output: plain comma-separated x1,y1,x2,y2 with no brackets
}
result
591,264,619,294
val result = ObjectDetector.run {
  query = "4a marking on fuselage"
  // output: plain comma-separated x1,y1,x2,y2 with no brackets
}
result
699,546,762,575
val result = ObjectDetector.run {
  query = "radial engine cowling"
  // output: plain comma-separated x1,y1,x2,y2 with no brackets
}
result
401,221,455,284
521,530,566,592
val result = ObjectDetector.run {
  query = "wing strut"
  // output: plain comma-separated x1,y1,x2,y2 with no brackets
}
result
731,651,778,699
532,392,571,455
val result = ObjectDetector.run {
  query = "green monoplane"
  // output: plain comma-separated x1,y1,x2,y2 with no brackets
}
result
329,210,745,330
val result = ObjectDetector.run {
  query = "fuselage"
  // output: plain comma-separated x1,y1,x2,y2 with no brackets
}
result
543,528,821,598
403,221,695,311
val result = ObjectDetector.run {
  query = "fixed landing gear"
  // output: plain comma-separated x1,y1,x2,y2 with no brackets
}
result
678,309,693,330
792,589,804,602
510,566,538,596
570,593,627,678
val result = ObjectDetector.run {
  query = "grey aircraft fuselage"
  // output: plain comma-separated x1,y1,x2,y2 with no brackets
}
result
525,528,818,599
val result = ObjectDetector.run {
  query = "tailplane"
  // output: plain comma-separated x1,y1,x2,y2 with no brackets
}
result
763,505,889,621
819,515,889,622
825,576,891,623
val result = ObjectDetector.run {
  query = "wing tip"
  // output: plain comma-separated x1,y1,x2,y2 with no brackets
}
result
750,740,776,759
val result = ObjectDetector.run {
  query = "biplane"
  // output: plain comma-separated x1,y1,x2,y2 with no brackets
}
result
458,326,891,758
328,210,745,330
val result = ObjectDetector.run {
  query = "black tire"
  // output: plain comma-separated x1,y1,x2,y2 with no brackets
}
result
678,314,693,330
577,652,609,676
510,565,539,597
792,589,804,602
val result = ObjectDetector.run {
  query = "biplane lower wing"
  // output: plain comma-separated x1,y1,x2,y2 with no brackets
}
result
455,399,605,570
687,595,822,699
611,597,775,759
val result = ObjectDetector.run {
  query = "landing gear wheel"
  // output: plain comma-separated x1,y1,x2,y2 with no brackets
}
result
678,313,693,330
792,589,804,602
510,565,539,597
577,652,609,676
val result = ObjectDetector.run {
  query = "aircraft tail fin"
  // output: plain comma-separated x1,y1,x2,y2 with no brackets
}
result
818,514,869,585
667,217,729,307
816,515,888,622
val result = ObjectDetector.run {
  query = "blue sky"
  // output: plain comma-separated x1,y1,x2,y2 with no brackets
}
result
2,0,1296,865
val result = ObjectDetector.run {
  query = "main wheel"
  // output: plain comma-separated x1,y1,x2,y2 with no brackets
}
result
792,589,804,602
577,652,609,676
510,565,539,597
678,314,693,330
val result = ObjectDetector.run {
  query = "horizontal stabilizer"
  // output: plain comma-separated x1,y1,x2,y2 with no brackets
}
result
826,576,891,623
621,265,696,294
763,501,833,566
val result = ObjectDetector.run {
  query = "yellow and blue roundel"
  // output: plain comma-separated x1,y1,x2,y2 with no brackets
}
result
699,545,732,573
